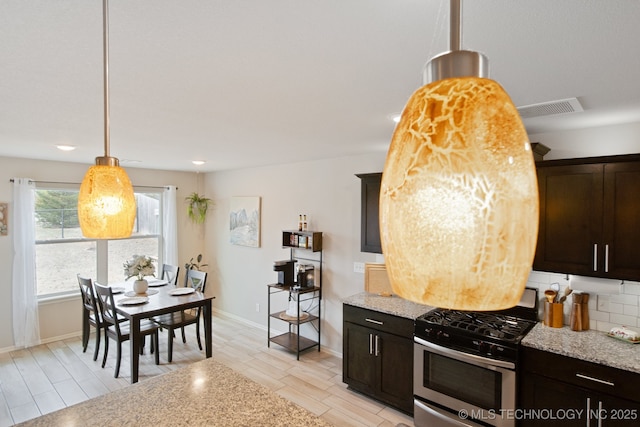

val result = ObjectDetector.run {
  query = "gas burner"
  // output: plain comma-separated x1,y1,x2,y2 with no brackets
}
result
414,290,539,363
420,310,533,342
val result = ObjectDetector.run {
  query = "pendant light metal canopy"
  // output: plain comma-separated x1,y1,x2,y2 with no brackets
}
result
78,0,136,239
380,0,539,310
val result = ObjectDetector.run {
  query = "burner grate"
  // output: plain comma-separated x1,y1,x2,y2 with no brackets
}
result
417,309,536,344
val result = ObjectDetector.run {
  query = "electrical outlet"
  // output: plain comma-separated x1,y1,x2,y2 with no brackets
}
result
597,296,609,312
255,303,260,312
354,262,365,274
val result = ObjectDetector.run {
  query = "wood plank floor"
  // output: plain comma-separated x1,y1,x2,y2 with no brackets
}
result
0,313,415,427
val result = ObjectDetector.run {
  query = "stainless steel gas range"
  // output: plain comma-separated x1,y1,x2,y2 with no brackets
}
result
413,288,538,427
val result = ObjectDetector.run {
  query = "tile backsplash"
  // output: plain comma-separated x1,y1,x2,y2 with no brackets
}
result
526,270,640,333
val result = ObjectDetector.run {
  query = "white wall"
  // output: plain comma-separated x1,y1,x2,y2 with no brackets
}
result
205,152,386,355
530,121,640,160
0,156,204,351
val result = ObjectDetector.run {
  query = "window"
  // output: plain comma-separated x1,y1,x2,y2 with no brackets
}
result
34,187,162,297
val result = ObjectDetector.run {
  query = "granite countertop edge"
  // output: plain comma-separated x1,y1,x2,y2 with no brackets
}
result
522,322,640,374
342,291,434,320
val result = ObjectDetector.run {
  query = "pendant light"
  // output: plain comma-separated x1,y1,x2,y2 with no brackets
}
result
380,0,538,310
78,0,136,239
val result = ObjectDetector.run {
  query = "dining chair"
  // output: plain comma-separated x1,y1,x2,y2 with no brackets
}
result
94,283,160,377
77,274,104,362
161,264,180,287
152,269,208,362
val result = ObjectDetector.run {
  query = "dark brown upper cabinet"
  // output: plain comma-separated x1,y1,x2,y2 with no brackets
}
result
356,173,382,254
534,155,640,281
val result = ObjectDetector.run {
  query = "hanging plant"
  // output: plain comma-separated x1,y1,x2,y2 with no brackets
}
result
186,192,212,224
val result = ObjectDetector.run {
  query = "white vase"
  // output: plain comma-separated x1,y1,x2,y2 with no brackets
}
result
133,279,148,294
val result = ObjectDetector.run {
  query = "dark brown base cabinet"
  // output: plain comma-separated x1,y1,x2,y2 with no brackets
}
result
534,155,640,281
342,304,413,415
519,347,640,426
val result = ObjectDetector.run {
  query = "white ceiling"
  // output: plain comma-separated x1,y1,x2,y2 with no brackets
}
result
2,0,640,173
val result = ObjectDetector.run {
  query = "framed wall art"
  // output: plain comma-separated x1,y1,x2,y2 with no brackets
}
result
229,196,261,248
0,203,7,236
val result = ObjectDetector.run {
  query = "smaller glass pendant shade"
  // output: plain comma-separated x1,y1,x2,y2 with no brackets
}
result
380,77,538,310
78,164,136,239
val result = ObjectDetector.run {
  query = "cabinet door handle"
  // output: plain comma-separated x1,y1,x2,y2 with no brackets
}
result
576,373,614,387
598,400,603,427
365,318,383,325
374,335,380,356
604,244,609,273
593,244,598,271
369,334,373,355
586,397,591,427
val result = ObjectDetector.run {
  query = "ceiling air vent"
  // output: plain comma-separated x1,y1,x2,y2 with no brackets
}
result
517,98,583,119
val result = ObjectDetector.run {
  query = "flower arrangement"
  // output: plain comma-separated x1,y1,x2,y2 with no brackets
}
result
124,255,156,281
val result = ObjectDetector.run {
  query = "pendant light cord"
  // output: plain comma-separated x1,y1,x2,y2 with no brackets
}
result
103,0,111,159
449,0,461,51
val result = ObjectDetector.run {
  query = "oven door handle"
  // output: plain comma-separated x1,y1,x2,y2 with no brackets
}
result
414,336,515,370
415,399,484,427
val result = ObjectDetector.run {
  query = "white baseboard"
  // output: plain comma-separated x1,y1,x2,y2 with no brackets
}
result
212,307,268,332
211,307,342,358
0,331,82,354
1,310,343,359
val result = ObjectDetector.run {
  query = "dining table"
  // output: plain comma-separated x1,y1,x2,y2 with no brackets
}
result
108,278,214,383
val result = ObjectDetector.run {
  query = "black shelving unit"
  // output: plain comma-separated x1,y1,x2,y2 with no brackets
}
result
267,230,323,360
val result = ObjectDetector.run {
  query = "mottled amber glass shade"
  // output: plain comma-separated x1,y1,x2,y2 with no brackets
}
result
78,165,136,239
380,77,538,310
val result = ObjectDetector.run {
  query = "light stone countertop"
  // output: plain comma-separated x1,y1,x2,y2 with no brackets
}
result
343,291,434,320
522,323,640,374
16,357,332,427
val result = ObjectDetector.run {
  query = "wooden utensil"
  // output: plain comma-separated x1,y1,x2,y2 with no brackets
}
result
544,289,557,303
558,287,573,303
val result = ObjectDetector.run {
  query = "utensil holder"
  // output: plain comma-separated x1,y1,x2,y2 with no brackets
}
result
544,301,564,328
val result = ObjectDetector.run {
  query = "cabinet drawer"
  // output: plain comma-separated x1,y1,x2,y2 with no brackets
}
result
343,304,413,338
521,346,640,402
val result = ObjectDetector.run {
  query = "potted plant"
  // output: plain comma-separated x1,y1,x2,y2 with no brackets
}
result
184,254,208,288
185,254,208,272
186,192,212,224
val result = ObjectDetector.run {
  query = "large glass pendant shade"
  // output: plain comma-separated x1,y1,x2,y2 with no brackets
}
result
380,76,539,310
78,162,136,239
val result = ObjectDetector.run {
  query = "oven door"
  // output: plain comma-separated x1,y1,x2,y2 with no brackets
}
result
414,337,516,427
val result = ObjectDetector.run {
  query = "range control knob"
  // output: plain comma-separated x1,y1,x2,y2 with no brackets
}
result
440,331,451,342
478,341,499,354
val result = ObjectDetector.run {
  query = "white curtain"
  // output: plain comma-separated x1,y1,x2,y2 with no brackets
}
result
162,186,178,267
12,178,41,348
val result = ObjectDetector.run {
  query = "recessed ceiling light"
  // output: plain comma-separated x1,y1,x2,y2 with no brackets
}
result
192,160,206,166
56,145,76,151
